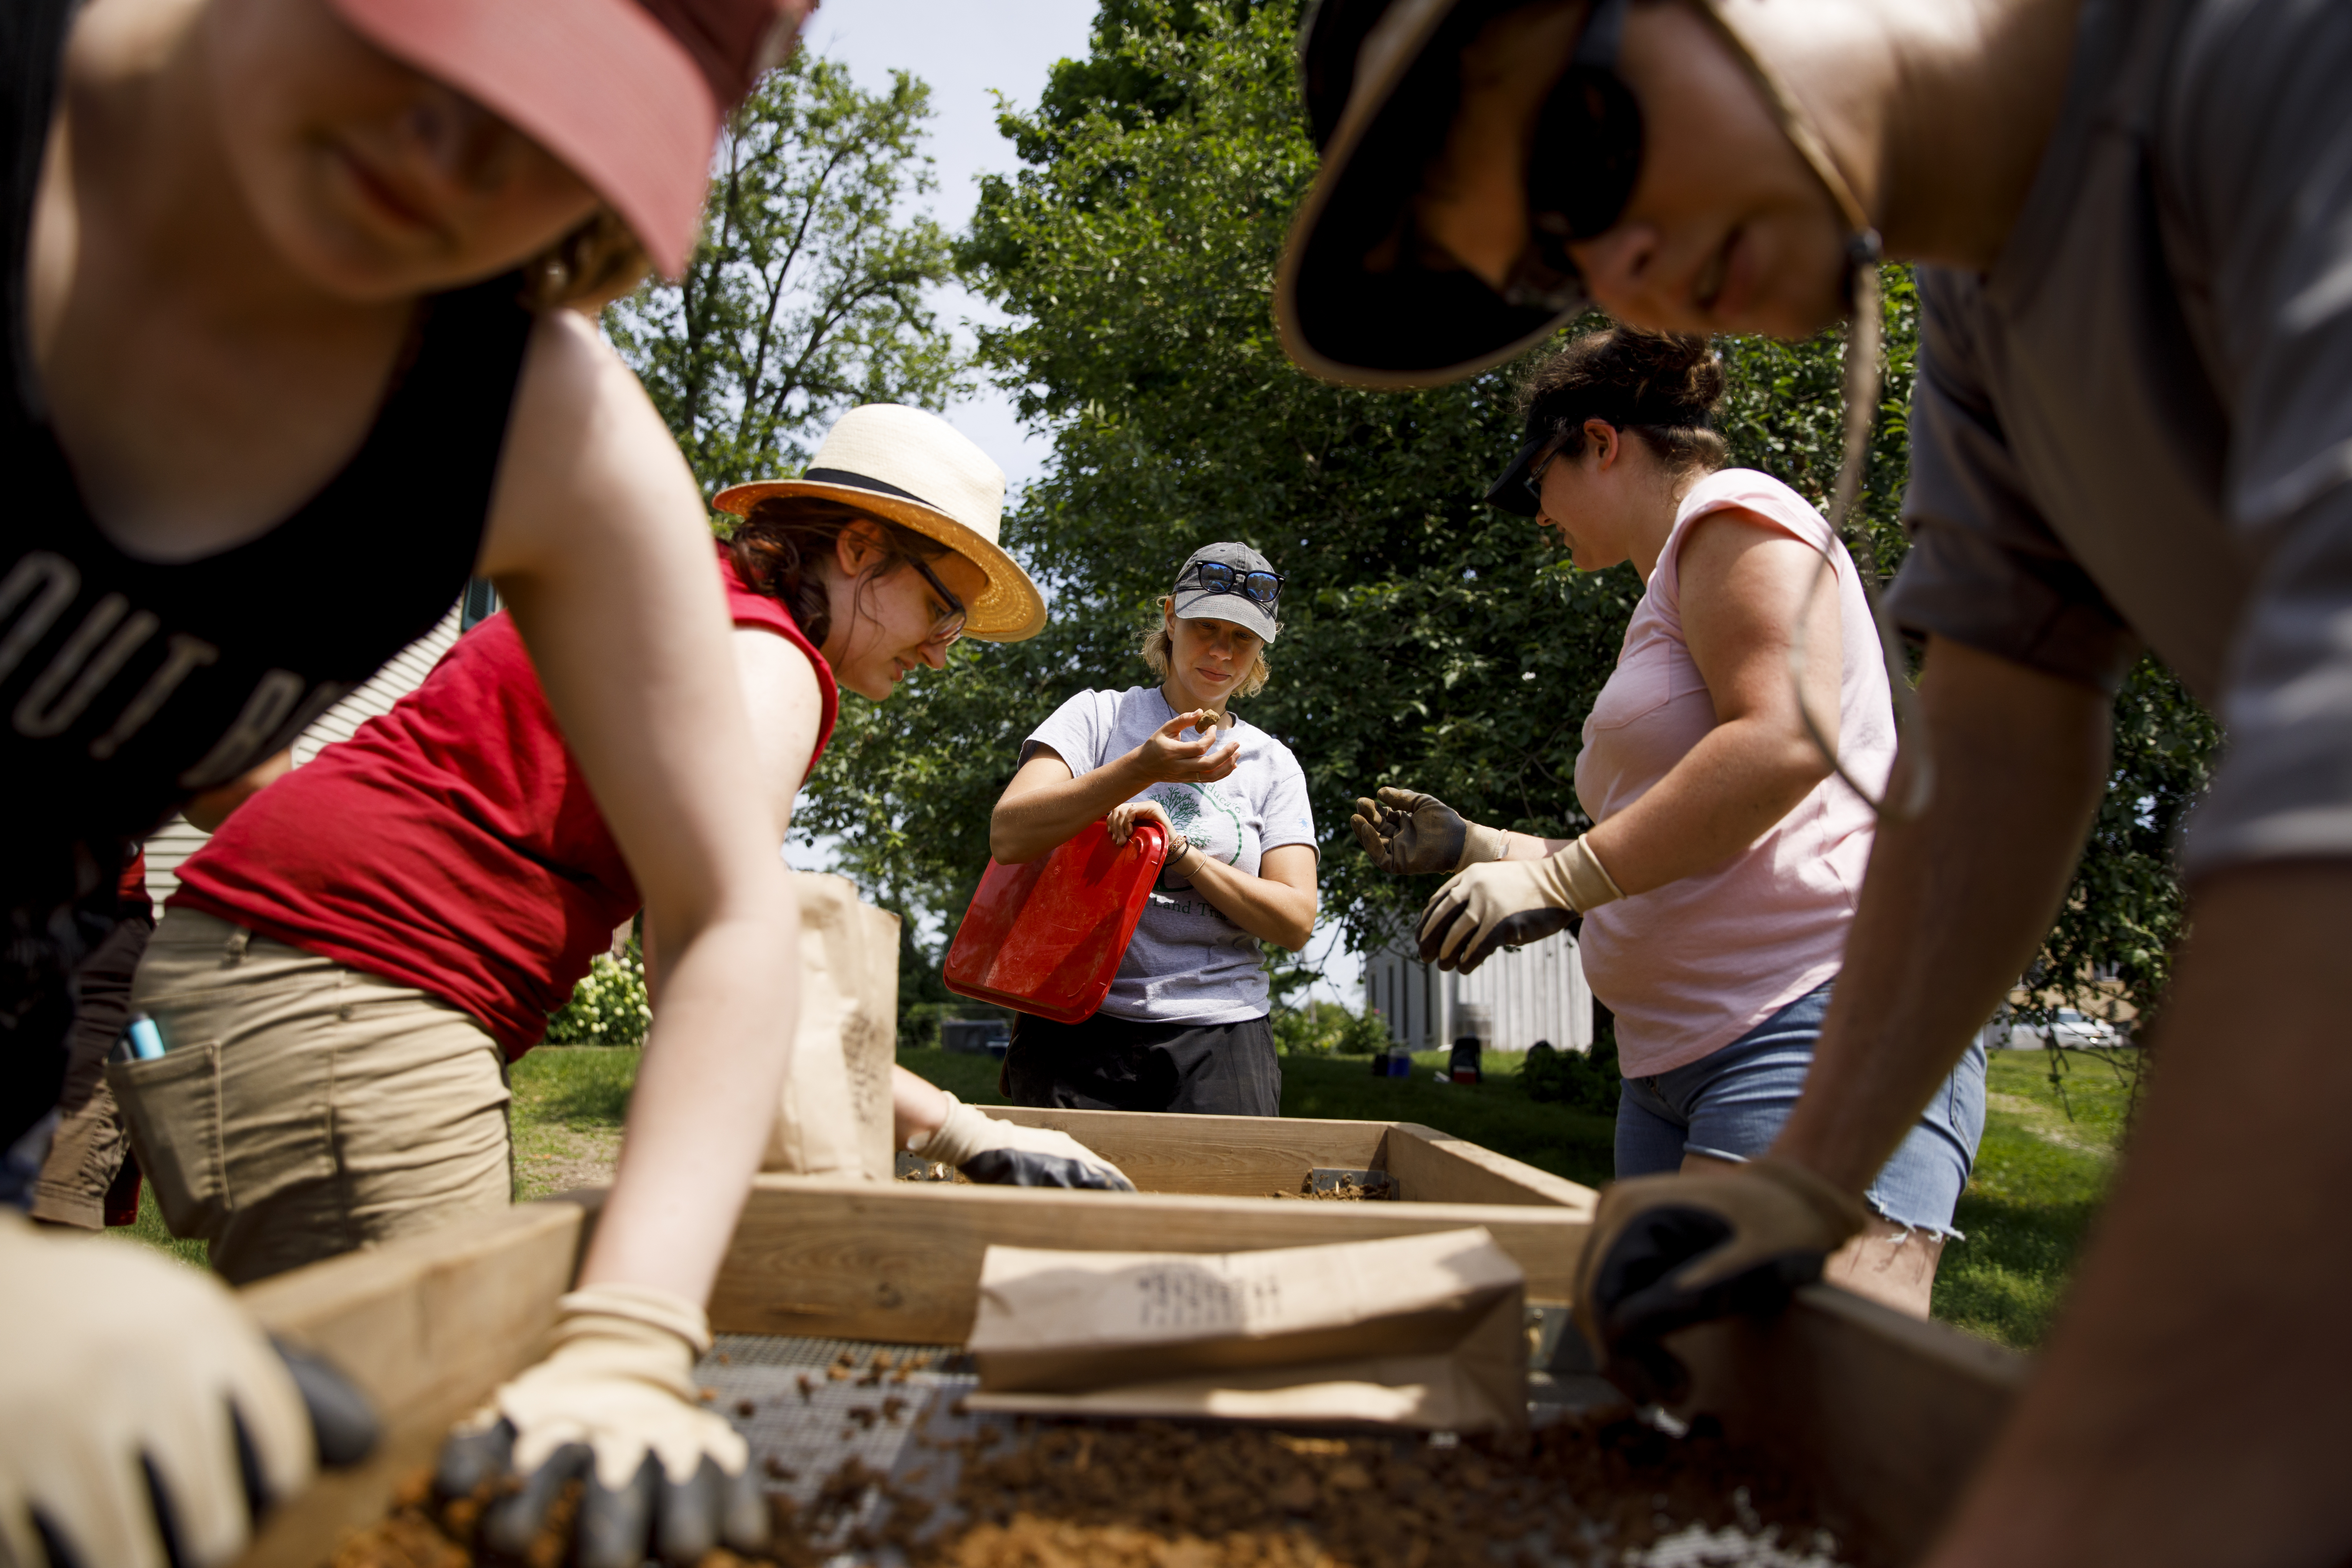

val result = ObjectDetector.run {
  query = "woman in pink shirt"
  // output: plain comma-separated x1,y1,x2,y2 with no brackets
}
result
1355,329,1983,1317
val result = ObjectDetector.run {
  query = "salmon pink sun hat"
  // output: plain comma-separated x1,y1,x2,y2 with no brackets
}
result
329,0,809,279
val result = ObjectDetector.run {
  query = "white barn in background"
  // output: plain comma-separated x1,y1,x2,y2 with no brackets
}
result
1362,925,1594,1053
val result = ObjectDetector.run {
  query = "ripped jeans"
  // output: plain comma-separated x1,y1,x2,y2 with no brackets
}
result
1614,980,1987,1238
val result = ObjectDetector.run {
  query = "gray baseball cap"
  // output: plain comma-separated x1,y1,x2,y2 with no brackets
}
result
1170,542,1284,644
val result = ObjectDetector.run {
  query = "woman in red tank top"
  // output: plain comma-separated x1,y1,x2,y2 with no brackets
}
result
112,407,1123,1561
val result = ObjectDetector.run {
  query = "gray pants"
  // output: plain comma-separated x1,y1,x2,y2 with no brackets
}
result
112,909,512,1284
1003,1011,1281,1116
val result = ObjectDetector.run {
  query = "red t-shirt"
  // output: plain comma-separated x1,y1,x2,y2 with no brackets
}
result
172,550,838,1055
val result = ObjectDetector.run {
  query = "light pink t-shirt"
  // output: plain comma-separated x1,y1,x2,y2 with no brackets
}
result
1573,468,1895,1078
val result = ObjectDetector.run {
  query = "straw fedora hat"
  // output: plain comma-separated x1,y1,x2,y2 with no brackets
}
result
712,405,1046,642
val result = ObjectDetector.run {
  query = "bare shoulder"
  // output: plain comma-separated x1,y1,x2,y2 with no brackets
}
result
733,623,824,707
1678,503,1823,588
479,312,702,579
509,310,652,436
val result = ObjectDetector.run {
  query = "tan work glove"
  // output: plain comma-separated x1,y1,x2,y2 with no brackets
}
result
1415,835,1623,972
434,1283,765,1568
0,1212,334,1568
916,1094,1136,1191
1350,786,1504,875
1573,1161,1870,1404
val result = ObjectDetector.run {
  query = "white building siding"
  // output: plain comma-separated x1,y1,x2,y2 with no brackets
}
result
1362,926,1594,1053
142,604,465,906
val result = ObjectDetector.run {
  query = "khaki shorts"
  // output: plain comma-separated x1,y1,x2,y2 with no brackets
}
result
111,909,512,1285
29,915,150,1228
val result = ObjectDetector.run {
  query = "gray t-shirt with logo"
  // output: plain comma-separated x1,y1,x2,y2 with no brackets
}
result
1882,0,2352,876
1023,686,1317,1023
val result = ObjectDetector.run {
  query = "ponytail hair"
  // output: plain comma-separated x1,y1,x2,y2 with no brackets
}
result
1518,326,1728,480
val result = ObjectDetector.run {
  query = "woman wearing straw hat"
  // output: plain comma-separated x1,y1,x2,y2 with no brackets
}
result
110,405,1125,1557
989,544,1320,1117
5,1,830,1562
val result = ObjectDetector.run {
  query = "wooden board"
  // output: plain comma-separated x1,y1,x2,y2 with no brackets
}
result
705,1174,1593,1341
977,1106,1587,1211
976,1107,1393,1197
222,1116,2027,1567
1382,1122,1596,1211
232,1196,596,1568
1673,1284,2027,1566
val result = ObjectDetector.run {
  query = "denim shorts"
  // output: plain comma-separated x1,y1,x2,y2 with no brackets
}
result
1614,980,1987,1238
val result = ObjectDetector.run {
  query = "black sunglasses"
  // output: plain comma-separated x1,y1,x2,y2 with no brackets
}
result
1181,560,1284,609
909,556,967,647
1501,0,1644,312
1515,427,1575,510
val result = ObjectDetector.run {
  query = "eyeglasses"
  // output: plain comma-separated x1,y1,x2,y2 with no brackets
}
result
1499,0,1644,312
1517,426,1584,510
909,556,967,648
1180,560,1284,610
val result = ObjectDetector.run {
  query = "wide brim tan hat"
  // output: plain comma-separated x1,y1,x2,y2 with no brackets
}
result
1276,0,1875,390
712,404,1046,642
1276,0,1580,390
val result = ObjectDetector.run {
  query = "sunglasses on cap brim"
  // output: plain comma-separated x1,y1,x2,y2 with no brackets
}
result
1181,560,1284,610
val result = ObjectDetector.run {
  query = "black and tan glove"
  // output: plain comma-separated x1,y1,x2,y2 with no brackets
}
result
1350,787,1504,875
434,1284,765,1568
916,1094,1136,1191
1415,835,1622,972
0,1212,374,1568
1573,1161,1870,1404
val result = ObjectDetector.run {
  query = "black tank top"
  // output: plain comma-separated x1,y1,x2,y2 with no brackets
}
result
0,0,535,910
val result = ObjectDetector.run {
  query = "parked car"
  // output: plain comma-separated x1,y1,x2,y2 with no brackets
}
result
2004,1008,2123,1050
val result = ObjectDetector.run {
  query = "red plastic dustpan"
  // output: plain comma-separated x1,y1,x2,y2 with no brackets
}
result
943,819,1168,1024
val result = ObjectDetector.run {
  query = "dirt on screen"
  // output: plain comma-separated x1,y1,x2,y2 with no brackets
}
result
329,1409,1846,1568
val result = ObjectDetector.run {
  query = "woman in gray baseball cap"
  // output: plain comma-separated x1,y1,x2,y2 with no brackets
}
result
986,545,1320,1115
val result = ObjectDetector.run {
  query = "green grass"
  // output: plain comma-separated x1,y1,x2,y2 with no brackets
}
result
1932,1050,2130,1349
508,1046,638,1200
1276,1051,1619,1189
103,1178,210,1269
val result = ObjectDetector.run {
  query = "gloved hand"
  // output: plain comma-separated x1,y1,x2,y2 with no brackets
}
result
0,1211,373,1568
1573,1160,1871,1404
434,1284,766,1568
915,1093,1137,1191
1415,835,1623,972
1350,787,1503,875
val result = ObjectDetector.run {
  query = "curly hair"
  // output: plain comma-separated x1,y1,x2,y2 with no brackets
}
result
1139,601,1273,701
1518,326,1728,481
726,495,954,651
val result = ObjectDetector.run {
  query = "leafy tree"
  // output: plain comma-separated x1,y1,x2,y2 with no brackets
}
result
605,54,962,491
1273,999,1390,1057
803,0,2214,1042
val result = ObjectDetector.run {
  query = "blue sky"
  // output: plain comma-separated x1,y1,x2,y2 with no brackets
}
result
803,0,1099,494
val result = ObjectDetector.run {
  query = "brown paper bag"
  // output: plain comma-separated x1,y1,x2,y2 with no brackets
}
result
964,1228,1527,1430
761,872,899,1181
